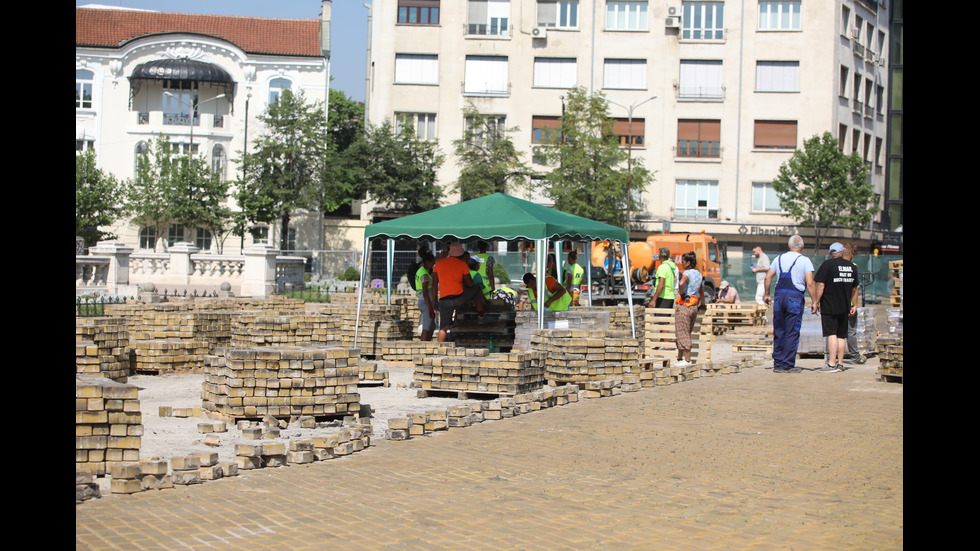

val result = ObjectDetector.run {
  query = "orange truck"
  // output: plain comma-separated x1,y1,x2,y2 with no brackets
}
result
591,232,727,305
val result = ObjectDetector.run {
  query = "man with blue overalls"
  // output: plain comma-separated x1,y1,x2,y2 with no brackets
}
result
763,235,816,373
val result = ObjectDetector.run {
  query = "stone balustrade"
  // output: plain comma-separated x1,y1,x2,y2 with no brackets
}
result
76,241,306,299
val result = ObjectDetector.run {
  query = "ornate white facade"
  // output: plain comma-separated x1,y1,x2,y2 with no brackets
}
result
76,5,340,254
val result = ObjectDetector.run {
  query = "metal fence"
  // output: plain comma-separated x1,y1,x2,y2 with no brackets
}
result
723,254,900,304
76,295,128,317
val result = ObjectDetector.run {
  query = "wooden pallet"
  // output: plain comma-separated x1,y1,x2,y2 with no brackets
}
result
706,304,766,326
732,340,772,353
879,372,903,384
416,388,516,400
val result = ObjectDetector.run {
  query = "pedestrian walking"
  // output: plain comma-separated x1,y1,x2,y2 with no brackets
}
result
674,252,704,367
763,235,816,373
812,242,859,373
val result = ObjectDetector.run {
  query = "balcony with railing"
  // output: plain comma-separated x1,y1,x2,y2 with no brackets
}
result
466,22,509,37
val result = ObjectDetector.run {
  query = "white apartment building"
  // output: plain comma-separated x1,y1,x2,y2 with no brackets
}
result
75,4,355,254
367,0,889,246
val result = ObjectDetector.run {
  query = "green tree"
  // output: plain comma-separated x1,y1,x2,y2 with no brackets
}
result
125,137,174,250
536,87,650,228
452,105,532,201
347,119,444,213
771,131,877,252
125,135,232,251
169,154,232,253
238,89,336,250
75,150,124,246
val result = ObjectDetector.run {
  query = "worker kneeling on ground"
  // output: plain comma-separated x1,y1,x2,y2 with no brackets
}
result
523,271,571,312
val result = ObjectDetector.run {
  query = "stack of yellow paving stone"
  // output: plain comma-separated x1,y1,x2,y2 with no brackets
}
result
413,348,546,396
202,346,361,420
309,301,414,355
355,360,390,386
877,336,903,383
76,317,130,382
378,340,456,362
75,376,142,477
229,314,341,347
129,338,209,374
889,260,903,308
528,328,640,386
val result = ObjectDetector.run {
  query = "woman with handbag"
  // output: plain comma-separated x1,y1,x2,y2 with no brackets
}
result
674,252,704,367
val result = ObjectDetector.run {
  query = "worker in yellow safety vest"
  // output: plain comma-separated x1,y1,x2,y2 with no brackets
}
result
563,250,586,306
523,271,571,311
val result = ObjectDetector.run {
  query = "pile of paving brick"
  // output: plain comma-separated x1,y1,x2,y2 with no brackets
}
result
631,358,752,388
876,336,903,382
413,348,546,396
129,338,210,374
75,376,142,477
527,328,640,385
878,304,903,382
378,340,457,362
229,314,341,347
308,300,414,355
76,317,130,382
202,346,361,420
889,260,903,308
385,386,580,440
234,420,373,469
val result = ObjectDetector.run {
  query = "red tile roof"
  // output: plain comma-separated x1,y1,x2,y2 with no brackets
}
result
76,7,322,57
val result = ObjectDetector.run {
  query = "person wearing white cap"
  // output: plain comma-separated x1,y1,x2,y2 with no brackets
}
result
812,242,859,373
715,280,741,304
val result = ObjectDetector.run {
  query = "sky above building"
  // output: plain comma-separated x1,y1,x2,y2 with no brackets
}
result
76,1,370,102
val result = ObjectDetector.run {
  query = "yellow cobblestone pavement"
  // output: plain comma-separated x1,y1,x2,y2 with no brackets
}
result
76,361,903,550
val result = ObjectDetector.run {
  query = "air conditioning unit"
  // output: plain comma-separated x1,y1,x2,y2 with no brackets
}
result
668,6,680,16
666,16,681,28
531,26,547,39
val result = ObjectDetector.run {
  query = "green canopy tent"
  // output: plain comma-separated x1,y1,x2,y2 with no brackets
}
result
355,193,636,345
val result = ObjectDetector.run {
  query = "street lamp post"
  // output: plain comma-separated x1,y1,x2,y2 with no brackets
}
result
163,92,226,156
606,95,657,234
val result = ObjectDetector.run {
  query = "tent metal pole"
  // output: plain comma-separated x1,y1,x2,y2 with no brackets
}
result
555,239,563,291
537,238,546,329
621,240,636,339
586,240,592,306
354,236,369,348
386,238,394,305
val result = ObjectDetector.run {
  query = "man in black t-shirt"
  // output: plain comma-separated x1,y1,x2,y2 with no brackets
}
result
812,243,859,372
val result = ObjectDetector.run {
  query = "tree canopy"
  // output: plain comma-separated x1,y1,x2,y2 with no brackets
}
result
771,131,877,252
536,87,650,228
347,119,444,213
76,150,124,247
452,105,532,201
124,135,232,251
237,89,334,250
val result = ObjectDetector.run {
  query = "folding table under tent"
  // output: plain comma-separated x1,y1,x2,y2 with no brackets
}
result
354,193,634,347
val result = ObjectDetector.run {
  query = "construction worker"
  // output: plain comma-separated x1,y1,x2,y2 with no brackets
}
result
523,271,571,312
563,250,585,306
474,241,496,295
